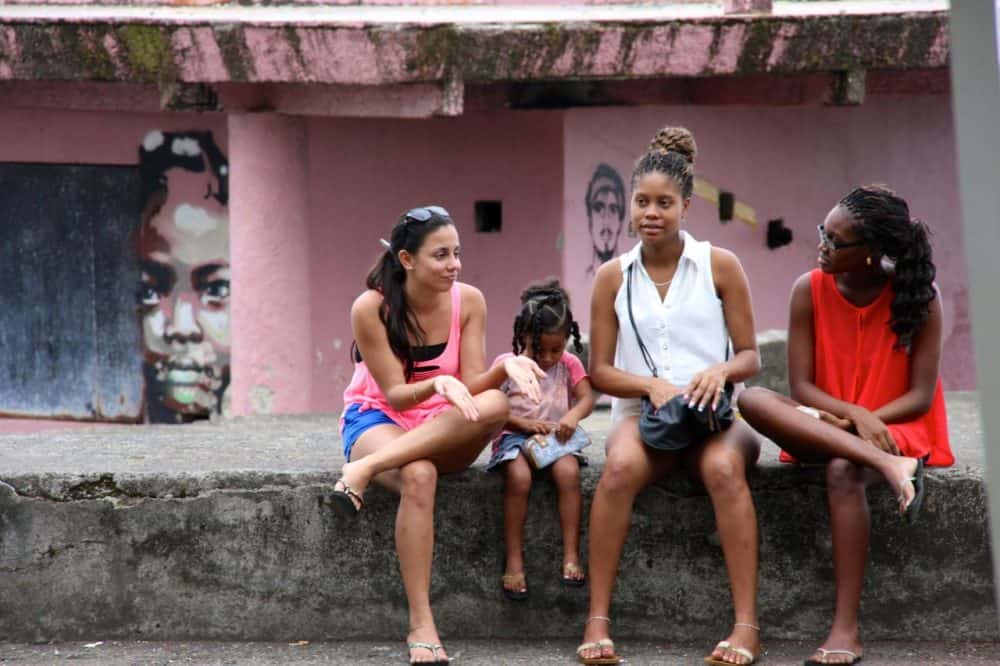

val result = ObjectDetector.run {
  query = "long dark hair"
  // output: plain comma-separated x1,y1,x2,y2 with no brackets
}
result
839,185,936,351
365,207,455,379
511,278,582,357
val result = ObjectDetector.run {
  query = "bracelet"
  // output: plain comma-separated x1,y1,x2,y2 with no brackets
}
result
412,385,419,406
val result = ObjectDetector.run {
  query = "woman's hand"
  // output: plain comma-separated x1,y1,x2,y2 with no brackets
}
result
433,375,480,421
847,406,899,455
555,415,578,442
647,377,684,410
683,364,729,411
503,356,546,403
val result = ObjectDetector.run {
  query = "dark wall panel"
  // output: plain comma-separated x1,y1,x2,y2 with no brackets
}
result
0,163,142,421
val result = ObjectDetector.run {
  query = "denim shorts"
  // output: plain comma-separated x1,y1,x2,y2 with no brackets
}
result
341,403,399,461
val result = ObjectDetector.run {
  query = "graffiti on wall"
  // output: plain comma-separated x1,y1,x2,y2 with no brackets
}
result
585,163,627,276
137,130,230,423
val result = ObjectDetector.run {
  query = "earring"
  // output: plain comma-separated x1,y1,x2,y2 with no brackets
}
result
866,256,872,266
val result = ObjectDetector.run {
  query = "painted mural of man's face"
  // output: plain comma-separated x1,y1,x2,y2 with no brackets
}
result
586,165,627,270
138,145,230,421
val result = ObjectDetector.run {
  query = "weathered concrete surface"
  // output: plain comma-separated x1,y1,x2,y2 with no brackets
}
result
0,392,991,643
0,638,998,665
0,4,949,89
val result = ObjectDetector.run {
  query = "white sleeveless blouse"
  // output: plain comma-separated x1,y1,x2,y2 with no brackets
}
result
611,231,731,423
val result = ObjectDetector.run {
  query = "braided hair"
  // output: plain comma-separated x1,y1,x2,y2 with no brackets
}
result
631,126,697,198
511,278,583,357
363,207,455,379
839,185,937,351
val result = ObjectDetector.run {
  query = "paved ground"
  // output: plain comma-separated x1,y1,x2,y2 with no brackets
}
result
1,639,998,665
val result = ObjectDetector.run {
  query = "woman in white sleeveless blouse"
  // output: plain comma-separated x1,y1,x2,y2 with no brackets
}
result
576,127,762,666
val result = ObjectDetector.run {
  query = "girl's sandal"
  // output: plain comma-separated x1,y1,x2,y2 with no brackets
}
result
561,562,586,587
501,572,528,601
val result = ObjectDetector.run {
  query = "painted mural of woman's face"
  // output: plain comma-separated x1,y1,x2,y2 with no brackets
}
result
138,168,230,416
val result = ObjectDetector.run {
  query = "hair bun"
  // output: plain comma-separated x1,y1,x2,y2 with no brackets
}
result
649,127,697,165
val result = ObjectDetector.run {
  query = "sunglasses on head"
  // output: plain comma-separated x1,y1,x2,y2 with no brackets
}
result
401,205,450,224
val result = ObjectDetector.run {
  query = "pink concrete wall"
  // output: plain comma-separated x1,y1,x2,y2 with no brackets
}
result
0,109,225,165
563,93,973,389
305,111,565,413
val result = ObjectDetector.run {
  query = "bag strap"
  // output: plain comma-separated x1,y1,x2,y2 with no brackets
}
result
626,262,658,378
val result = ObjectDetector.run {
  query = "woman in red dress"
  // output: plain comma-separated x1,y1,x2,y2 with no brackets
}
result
737,185,954,665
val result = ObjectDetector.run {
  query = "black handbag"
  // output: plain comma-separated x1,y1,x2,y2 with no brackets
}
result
625,262,735,452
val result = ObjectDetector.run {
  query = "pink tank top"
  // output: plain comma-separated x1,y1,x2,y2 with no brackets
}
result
340,282,463,432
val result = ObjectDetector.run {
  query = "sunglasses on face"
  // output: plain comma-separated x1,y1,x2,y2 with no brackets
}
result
402,205,450,224
817,224,866,251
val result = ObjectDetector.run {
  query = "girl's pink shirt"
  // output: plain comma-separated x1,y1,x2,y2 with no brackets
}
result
492,350,587,431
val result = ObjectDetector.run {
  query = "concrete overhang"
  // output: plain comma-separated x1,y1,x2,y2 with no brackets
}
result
0,2,950,115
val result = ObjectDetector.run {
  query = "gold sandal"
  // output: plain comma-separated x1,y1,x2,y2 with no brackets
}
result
577,616,621,665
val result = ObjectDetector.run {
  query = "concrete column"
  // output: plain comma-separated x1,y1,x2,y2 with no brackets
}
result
227,114,312,416
949,2,1000,629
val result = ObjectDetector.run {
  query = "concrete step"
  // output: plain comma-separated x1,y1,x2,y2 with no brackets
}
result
0,393,993,644
2,639,999,665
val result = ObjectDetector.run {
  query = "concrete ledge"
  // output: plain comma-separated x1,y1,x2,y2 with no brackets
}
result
0,6,948,88
0,393,992,643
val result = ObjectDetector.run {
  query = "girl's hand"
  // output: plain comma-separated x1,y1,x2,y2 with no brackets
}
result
433,375,480,421
848,406,899,455
647,377,683,410
817,409,852,430
683,364,729,411
503,356,546,403
555,416,578,442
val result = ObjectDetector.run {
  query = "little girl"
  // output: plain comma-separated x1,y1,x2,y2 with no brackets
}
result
486,278,596,601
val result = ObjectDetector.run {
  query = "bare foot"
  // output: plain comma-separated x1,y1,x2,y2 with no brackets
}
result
707,623,760,664
890,456,919,514
407,626,449,664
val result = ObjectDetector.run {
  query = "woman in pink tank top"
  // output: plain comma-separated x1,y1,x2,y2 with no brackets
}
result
333,205,544,665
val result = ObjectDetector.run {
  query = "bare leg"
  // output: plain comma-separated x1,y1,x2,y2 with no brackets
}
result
808,458,881,664
737,387,917,508
343,391,506,664
689,422,761,665
341,389,508,498
550,454,584,581
501,454,532,596
579,417,678,662
388,460,448,664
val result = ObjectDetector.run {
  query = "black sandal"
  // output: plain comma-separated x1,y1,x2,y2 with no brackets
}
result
330,478,364,518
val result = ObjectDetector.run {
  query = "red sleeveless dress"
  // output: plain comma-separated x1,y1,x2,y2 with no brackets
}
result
779,269,954,467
